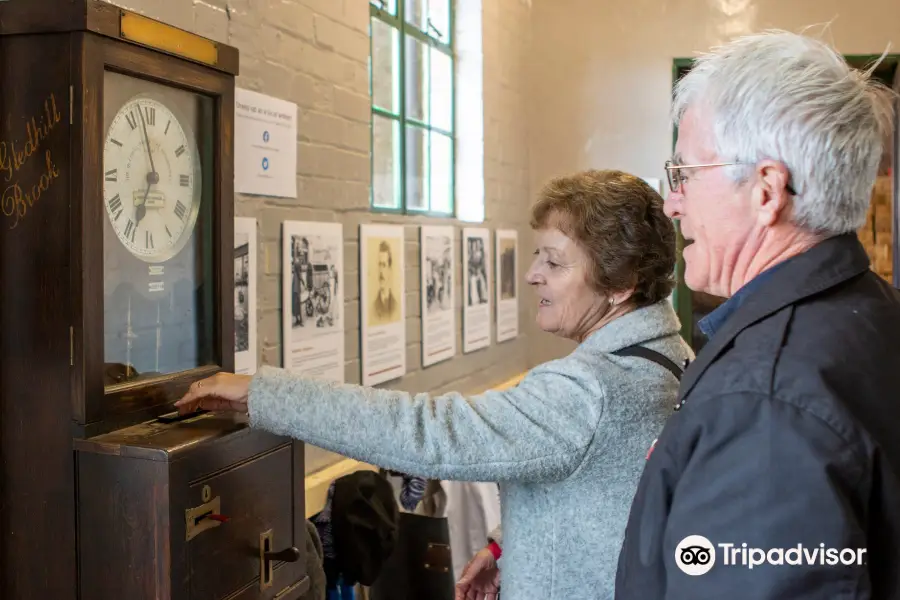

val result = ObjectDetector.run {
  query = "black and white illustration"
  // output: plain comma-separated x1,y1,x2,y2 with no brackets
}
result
462,228,492,353
289,234,340,332
420,226,456,366
234,217,257,375
424,231,453,314
466,236,489,307
495,229,519,342
282,221,344,383
235,233,250,352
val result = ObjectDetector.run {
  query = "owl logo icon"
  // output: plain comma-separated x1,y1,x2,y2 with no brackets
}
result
675,535,716,576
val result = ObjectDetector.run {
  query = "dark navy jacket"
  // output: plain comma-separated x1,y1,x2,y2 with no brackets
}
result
615,233,900,599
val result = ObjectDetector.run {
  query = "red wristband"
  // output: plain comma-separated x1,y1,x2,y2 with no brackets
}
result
487,540,502,560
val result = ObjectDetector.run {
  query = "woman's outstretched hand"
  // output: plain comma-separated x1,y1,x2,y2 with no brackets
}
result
455,547,500,600
175,372,253,415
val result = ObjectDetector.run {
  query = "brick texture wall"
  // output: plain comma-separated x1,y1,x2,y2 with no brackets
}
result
105,0,546,471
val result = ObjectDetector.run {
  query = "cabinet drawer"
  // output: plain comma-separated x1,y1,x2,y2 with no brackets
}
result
75,416,307,600
187,444,304,600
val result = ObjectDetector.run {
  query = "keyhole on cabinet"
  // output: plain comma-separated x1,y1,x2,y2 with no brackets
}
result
259,529,274,590
262,536,272,585
202,485,211,502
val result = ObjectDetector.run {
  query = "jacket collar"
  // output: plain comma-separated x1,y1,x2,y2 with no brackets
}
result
581,299,682,354
697,260,787,339
679,233,871,399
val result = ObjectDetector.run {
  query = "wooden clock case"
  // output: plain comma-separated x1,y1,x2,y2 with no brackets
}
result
0,2,308,599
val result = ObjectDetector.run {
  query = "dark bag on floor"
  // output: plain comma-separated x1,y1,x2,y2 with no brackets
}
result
331,470,400,587
367,511,455,600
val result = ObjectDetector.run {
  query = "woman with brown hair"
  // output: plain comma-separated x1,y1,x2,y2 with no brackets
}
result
176,169,693,600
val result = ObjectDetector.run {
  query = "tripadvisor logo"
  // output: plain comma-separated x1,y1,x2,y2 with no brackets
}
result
675,535,716,576
675,535,867,575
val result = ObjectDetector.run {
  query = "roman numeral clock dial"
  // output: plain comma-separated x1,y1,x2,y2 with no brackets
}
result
103,96,200,263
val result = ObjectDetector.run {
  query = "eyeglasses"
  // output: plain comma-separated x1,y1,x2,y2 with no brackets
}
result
664,159,797,195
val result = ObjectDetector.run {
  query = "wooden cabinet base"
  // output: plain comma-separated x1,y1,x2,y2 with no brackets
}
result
74,413,307,600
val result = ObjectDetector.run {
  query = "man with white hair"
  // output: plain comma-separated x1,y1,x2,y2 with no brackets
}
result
616,30,900,598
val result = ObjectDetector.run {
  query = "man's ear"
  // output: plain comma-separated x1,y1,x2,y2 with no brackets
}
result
752,159,793,227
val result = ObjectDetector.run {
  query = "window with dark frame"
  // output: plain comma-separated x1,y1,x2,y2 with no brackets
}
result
369,0,455,216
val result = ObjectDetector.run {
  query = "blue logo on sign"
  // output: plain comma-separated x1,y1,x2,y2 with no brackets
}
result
263,130,270,143
262,157,269,170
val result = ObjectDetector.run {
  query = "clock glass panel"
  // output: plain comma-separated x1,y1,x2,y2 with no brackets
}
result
102,70,216,388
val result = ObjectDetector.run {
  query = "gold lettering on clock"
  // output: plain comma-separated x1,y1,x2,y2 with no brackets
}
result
0,93,63,228
2,150,61,228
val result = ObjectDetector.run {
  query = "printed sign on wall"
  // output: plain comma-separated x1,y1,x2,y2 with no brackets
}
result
282,221,345,382
234,217,257,374
495,229,519,342
360,224,407,385
420,225,456,366
235,88,297,198
462,227,491,353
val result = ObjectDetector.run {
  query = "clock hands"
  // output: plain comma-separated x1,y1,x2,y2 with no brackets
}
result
139,104,156,174
135,104,159,226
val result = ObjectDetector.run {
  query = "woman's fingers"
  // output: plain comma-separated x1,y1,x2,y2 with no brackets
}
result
454,583,470,600
174,373,250,414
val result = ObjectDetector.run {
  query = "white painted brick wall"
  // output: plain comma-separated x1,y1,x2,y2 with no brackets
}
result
105,0,548,472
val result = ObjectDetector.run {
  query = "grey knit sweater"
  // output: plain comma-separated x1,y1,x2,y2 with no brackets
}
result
248,300,692,599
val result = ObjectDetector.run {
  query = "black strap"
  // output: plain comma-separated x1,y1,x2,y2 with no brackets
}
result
613,344,685,381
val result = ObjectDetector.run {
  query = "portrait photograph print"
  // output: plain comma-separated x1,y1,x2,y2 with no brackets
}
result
496,229,519,342
282,220,345,383
462,227,492,353
360,224,407,385
366,235,402,328
234,217,257,375
420,225,456,367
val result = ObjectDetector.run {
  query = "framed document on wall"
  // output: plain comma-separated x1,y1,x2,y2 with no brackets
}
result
360,224,406,385
495,229,519,342
462,227,491,353
234,217,257,374
282,220,345,382
420,225,456,366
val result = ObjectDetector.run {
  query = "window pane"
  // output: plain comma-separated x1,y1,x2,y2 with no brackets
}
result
370,0,396,14
405,0,449,42
405,125,429,210
371,18,399,114
405,34,428,124
430,131,452,213
373,115,400,208
430,48,452,132
404,0,425,30
427,0,450,43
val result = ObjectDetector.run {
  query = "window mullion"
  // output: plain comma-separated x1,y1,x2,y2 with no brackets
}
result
370,3,401,28
426,43,432,212
398,0,407,212
373,106,401,120
449,0,455,217
403,24,451,53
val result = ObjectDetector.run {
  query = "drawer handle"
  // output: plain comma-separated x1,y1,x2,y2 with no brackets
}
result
265,547,301,563
260,530,300,590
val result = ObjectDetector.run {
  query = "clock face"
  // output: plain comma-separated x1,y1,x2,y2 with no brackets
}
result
101,70,217,389
103,95,201,263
